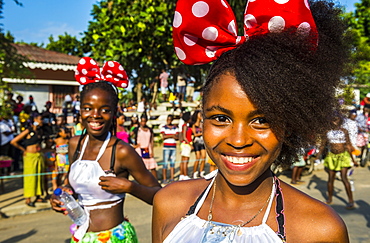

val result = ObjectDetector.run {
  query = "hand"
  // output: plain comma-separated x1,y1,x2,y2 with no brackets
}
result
99,176,132,194
50,186,73,215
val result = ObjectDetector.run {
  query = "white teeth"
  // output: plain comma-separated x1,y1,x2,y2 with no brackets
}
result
90,122,102,128
225,156,253,164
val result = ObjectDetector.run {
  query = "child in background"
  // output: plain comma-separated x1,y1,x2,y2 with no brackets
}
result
116,112,129,143
160,115,179,183
52,127,70,190
42,138,56,198
179,112,192,180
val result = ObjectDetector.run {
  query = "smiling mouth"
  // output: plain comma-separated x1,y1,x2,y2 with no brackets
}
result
225,155,257,164
89,121,103,130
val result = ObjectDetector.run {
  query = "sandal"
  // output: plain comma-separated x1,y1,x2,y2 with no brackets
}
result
26,202,35,207
35,197,47,203
345,203,355,210
324,200,332,205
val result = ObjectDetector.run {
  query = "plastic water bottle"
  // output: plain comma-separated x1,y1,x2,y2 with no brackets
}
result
350,180,355,192
54,188,87,225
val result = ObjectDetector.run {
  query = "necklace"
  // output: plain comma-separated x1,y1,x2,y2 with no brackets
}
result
207,178,274,227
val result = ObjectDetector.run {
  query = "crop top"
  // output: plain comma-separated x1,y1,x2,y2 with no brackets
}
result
163,170,286,243
69,132,125,206
23,128,42,147
56,143,68,154
69,132,125,240
327,130,346,144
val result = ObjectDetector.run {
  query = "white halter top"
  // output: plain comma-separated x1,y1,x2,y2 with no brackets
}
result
163,170,285,243
69,132,125,206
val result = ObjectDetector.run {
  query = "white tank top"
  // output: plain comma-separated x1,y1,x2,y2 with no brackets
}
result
163,171,285,243
327,130,346,144
69,132,125,206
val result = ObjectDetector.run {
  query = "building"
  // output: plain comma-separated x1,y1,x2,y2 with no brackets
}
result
4,43,81,114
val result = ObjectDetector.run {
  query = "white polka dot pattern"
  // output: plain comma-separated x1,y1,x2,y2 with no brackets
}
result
74,57,129,89
173,0,317,65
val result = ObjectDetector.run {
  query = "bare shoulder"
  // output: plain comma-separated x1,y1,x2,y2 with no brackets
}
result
155,179,208,210
281,182,349,242
153,179,210,240
115,140,135,157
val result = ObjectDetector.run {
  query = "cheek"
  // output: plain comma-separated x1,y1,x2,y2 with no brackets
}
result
203,122,226,146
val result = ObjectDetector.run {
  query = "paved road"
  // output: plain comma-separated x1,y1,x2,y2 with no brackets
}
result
1,151,369,242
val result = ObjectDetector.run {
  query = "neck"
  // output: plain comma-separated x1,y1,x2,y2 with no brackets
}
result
88,131,110,143
216,169,274,203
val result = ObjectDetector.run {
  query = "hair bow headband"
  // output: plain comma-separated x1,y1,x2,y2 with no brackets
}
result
75,57,129,88
173,0,317,65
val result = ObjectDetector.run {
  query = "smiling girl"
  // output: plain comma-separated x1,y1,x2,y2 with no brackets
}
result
50,58,161,242
152,0,351,242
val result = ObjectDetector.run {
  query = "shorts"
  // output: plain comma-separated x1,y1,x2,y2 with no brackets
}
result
292,155,306,167
186,86,194,98
71,221,138,243
178,86,186,95
180,142,191,158
324,151,352,171
161,87,167,94
162,147,176,169
193,141,205,152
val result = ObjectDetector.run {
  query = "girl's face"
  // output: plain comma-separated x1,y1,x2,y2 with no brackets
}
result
203,74,282,186
59,129,67,138
34,115,42,126
140,118,147,127
80,88,115,138
117,115,125,125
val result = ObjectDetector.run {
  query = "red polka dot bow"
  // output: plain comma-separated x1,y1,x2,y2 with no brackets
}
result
75,57,129,88
173,0,317,65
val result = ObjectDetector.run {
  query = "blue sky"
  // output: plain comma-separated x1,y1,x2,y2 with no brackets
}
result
2,0,361,45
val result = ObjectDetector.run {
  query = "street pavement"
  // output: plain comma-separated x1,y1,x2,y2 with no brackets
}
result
1,145,370,242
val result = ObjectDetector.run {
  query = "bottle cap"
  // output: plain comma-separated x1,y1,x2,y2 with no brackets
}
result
54,188,62,196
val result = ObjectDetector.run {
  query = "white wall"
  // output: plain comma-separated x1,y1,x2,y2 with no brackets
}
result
10,84,49,113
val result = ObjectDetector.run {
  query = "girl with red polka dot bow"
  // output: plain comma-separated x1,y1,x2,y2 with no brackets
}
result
50,57,161,243
153,0,350,242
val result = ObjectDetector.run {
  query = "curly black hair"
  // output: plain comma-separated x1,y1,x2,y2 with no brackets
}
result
202,0,350,166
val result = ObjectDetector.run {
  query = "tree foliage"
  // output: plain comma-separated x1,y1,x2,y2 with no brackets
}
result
345,0,370,86
46,33,84,56
0,0,30,114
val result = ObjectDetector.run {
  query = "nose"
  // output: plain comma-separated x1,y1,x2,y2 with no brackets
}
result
92,109,101,118
226,122,252,149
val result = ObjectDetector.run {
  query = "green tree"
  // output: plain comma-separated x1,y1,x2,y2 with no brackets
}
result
46,33,84,56
0,1,30,114
345,0,370,87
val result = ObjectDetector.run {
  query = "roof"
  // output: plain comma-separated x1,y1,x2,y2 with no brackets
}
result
12,43,81,71
13,43,81,65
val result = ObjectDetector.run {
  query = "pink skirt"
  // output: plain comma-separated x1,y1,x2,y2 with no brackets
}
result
135,148,157,170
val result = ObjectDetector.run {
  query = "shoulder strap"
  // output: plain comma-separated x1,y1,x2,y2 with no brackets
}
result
261,177,276,224
78,135,89,160
186,174,216,216
274,177,286,242
95,132,111,161
109,138,121,172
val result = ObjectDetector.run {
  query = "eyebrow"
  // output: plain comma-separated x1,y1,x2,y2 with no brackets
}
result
81,103,112,108
205,105,264,117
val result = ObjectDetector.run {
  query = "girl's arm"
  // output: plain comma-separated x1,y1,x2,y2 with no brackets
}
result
99,141,161,204
10,129,29,153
